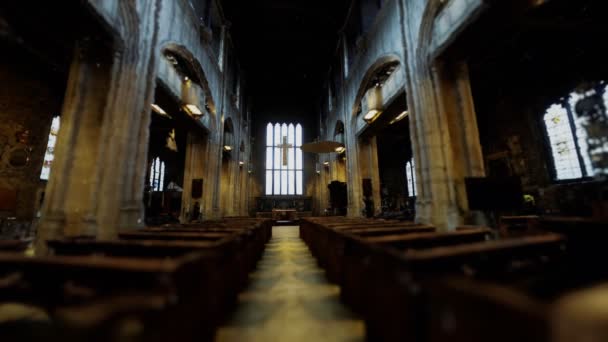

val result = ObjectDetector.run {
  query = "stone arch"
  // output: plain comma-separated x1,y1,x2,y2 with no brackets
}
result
417,0,447,63
350,55,402,117
161,43,217,116
407,0,483,229
345,56,403,217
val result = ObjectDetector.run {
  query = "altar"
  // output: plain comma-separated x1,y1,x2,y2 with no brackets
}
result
272,209,298,221
255,196,313,221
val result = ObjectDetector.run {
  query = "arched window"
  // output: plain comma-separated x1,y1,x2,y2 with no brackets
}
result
543,85,607,180
265,123,303,195
405,159,416,198
40,116,60,180
150,157,166,192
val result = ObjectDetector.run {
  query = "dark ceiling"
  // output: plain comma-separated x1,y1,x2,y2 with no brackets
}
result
221,0,352,107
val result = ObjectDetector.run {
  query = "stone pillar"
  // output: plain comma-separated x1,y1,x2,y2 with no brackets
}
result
36,41,113,252
432,60,486,223
399,5,486,229
181,133,208,222
205,129,221,219
368,137,382,215
87,0,162,240
346,123,363,217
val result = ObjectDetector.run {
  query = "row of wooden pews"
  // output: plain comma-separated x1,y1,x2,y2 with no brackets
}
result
301,216,608,342
0,218,272,342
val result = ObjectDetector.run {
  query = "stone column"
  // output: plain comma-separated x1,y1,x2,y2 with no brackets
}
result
432,60,486,223
89,0,162,239
346,123,364,217
181,133,208,222
205,129,221,219
399,0,487,230
368,137,382,215
36,41,113,252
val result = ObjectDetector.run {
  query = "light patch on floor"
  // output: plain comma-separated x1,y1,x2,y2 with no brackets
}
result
216,226,365,342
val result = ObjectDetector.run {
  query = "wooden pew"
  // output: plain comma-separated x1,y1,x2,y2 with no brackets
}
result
0,252,215,342
300,218,568,341
340,228,491,312
1,218,272,341
362,234,566,342
50,220,271,312
301,218,435,282
321,225,436,283
0,239,31,252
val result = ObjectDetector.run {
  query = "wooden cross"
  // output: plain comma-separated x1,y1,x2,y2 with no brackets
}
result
277,136,293,166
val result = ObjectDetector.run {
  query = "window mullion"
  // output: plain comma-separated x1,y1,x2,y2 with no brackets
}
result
564,100,588,177
271,141,275,195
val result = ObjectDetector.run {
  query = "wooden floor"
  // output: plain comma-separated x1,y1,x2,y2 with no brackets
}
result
216,226,365,342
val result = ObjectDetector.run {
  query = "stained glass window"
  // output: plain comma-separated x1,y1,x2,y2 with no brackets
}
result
543,85,608,181
544,104,583,180
40,116,60,181
265,123,303,195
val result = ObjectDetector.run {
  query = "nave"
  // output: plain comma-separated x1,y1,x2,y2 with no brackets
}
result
2,0,608,341
217,226,364,342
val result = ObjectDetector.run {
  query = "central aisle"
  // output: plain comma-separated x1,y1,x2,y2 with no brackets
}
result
216,226,365,342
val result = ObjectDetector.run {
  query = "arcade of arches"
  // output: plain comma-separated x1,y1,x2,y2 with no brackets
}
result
1,0,608,341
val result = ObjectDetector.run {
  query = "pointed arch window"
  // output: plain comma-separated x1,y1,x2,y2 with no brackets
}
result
40,116,61,181
150,157,166,192
542,85,608,181
265,123,303,195
405,159,417,198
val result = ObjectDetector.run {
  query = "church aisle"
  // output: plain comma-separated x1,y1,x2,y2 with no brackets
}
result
216,226,365,342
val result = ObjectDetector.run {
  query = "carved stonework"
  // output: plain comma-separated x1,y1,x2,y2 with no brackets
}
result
0,120,45,180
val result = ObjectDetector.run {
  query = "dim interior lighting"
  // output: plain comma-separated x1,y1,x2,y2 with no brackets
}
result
183,104,203,116
184,76,189,82
323,161,330,166
363,86,383,123
364,109,381,122
389,111,409,125
223,145,233,152
335,146,346,153
151,104,167,115
239,161,245,166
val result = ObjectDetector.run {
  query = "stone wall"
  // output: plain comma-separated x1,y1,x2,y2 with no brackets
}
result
316,0,490,229
0,59,64,220
320,0,408,217
34,0,251,253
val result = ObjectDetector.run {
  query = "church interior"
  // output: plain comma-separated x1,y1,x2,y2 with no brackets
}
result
1,0,608,341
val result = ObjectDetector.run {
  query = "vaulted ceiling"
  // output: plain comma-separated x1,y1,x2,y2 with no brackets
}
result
221,0,352,106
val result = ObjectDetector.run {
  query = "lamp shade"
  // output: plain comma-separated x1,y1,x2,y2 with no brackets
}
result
181,79,204,117
362,86,383,122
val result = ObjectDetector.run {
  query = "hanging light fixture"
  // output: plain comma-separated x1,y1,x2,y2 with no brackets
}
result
389,111,409,125
183,104,203,116
363,85,383,123
335,145,346,154
181,77,204,118
151,103,173,119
